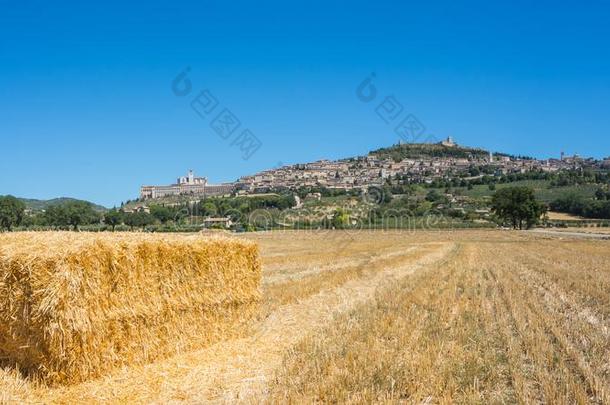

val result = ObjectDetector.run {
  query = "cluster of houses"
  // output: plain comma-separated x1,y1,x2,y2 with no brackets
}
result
235,140,600,193
141,139,608,200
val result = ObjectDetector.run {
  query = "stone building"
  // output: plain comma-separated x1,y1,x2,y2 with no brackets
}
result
140,170,234,199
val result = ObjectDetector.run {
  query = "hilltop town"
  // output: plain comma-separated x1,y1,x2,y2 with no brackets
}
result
140,137,609,200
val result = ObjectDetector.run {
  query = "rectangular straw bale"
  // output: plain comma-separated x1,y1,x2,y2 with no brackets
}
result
0,232,261,384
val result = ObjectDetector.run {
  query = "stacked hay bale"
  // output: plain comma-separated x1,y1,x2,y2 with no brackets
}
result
0,232,261,384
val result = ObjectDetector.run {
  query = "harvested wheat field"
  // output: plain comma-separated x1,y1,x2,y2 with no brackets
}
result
552,227,610,235
1,230,609,404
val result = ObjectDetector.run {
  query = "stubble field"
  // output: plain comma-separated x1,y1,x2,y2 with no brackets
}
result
1,230,609,404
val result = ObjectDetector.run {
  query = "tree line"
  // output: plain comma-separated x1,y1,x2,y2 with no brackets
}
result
0,194,299,231
550,189,610,219
0,197,156,231
0,188,549,231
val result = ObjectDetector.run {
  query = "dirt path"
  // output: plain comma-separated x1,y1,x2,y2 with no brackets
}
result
26,242,455,404
528,229,610,239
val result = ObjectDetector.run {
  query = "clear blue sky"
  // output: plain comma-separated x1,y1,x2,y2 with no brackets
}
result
1,0,609,207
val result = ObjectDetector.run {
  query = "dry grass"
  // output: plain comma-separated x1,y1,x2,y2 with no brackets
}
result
553,227,610,234
0,232,261,385
546,211,584,220
0,230,608,404
265,236,610,404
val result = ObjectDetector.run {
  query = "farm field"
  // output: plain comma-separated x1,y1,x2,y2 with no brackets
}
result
547,211,585,220
1,230,610,404
551,227,610,235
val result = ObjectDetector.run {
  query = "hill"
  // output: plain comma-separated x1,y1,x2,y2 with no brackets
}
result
369,142,489,162
19,197,107,212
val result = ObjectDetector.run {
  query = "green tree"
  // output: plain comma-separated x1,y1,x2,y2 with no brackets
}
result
104,208,123,231
137,212,154,230
380,185,393,204
468,166,480,176
150,205,172,224
414,200,433,216
44,201,99,231
491,187,546,230
123,212,138,230
66,201,100,230
44,204,69,229
21,212,46,228
425,190,442,202
201,202,218,217
0,195,26,231
595,188,607,200
124,211,153,231
331,208,350,229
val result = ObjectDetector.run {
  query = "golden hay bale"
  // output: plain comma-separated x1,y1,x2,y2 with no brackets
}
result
0,232,261,384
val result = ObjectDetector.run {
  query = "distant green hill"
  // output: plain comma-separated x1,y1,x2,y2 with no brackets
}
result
369,143,489,162
18,197,107,212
